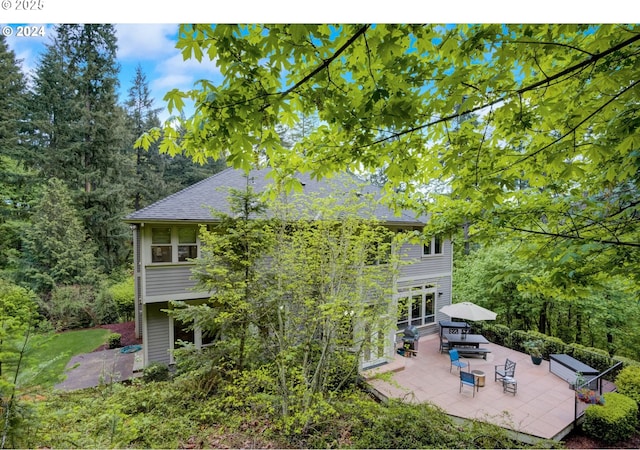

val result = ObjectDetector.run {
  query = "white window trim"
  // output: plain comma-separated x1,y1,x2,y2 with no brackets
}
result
396,284,437,330
149,225,200,264
168,315,209,364
422,235,443,257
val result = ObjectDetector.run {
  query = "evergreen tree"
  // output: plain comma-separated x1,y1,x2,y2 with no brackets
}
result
29,24,133,273
0,36,34,271
19,178,100,294
124,65,167,210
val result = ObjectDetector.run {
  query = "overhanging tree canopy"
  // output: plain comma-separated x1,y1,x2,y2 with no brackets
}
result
140,24,639,279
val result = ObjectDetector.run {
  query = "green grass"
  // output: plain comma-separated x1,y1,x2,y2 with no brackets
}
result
25,328,111,388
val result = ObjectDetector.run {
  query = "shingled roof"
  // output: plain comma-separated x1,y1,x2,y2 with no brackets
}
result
124,167,426,225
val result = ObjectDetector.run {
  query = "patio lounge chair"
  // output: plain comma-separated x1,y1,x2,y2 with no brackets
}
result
459,370,477,396
449,349,469,373
494,358,516,382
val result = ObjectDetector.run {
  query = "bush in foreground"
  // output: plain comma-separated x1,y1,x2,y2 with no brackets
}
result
582,392,638,444
615,366,640,406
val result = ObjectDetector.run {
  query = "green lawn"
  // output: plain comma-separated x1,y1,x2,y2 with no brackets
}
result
25,328,111,388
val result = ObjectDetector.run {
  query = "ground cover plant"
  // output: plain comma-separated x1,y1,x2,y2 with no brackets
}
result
23,376,556,449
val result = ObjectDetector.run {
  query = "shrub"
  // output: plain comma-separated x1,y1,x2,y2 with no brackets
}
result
107,333,122,349
42,284,97,330
509,330,530,353
540,335,566,356
143,362,171,383
478,323,511,346
582,392,638,444
351,400,464,449
568,343,613,372
94,289,119,324
615,366,640,406
108,278,134,322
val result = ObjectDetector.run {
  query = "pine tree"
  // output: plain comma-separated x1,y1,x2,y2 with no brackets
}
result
124,65,169,210
29,24,133,273
19,178,101,294
0,35,34,270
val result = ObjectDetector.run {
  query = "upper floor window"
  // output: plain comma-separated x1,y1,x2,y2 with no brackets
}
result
177,227,198,261
151,227,172,262
151,226,199,263
423,235,443,257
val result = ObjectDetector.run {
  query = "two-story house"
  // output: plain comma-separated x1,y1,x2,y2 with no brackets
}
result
124,167,453,370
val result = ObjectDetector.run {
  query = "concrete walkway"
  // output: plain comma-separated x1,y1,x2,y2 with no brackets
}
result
54,347,143,391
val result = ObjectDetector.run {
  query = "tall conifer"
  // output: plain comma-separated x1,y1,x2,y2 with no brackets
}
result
30,24,132,272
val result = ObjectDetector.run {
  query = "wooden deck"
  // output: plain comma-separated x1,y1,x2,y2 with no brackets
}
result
363,334,578,442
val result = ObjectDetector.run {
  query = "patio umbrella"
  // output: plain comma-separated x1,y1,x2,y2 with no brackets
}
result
439,301,497,321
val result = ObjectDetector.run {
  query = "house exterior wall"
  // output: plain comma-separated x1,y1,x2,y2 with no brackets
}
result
145,265,202,298
133,221,453,368
395,237,453,338
143,301,171,365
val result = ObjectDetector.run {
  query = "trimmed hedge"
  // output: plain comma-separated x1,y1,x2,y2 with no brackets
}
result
567,343,612,372
615,366,640,406
582,392,638,444
474,322,511,347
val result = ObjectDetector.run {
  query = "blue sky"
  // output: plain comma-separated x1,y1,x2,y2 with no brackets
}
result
4,24,219,121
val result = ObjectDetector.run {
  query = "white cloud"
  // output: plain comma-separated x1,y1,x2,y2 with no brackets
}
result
115,24,178,61
152,50,220,93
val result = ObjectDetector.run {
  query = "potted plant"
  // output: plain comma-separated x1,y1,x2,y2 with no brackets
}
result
524,339,544,365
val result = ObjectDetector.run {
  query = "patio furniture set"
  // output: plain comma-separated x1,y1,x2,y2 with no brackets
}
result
451,349,518,397
439,320,517,397
439,320,492,359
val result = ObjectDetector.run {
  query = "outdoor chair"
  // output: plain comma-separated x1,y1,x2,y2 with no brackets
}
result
449,349,469,373
494,358,516,382
459,370,477,396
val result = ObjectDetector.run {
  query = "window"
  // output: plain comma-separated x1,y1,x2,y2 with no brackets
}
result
150,225,199,263
169,313,216,364
178,227,198,262
397,285,436,329
151,227,172,262
423,235,443,256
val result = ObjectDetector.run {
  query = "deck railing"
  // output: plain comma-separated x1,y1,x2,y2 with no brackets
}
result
574,361,623,423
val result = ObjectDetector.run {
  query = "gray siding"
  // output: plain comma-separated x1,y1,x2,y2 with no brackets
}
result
145,265,200,297
146,302,170,365
398,240,452,279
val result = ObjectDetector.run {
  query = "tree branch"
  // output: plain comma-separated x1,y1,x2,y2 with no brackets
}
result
280,25,370,98
361,32,640,148
505,226,640,247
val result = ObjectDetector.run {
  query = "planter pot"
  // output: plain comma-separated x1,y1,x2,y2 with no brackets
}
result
531,356,543,365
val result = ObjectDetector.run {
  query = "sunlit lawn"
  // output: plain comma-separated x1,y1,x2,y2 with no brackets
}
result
25,328,111,388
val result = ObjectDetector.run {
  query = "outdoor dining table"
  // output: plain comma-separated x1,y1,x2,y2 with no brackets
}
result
442,333,489,348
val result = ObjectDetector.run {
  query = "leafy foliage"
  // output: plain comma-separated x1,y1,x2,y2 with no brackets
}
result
106,333,121,349
146,24,640,287
0,279,39,448
582,392,638,444
615,366,640,406
26,377,545,449
455,242,640,360
42,285,98,331
142,362,170,383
